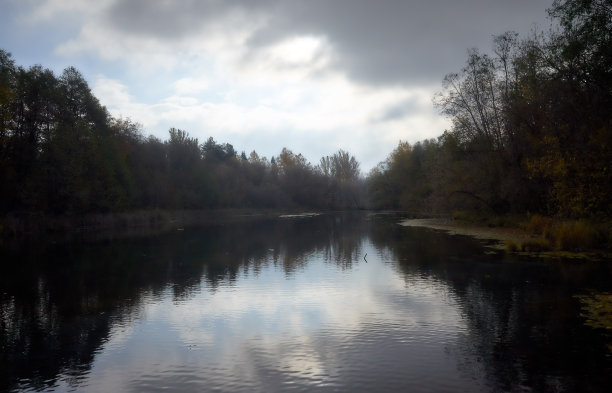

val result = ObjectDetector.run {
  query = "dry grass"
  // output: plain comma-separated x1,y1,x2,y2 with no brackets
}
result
553,220,599,251
521,215,606,252
398,215,610,257
526,214,553,235
521,238,554,252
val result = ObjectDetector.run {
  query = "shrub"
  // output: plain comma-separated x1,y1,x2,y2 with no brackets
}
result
527,214,553,235
553,220,599,251
521,238,553,252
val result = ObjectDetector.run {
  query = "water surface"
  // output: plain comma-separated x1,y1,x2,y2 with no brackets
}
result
1,213,611,392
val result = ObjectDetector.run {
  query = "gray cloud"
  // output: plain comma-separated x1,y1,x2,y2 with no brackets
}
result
106,0,551,86
107,0,275,40
374,98,420,123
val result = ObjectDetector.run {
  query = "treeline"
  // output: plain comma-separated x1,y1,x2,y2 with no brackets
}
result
0,51,364,216
1,0,609,222
368,0,611,218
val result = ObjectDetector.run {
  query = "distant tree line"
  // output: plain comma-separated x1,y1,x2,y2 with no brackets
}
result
1,0,609,221
0,50,364,216
368,0,611,218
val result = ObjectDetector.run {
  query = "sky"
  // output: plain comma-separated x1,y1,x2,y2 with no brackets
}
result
0,0,552,172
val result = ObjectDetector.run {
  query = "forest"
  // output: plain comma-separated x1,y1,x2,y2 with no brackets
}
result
369,0,611,219
0,0,610,231
0,50,364,216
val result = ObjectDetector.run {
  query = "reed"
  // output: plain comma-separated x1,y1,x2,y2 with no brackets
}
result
521,238,553,252
551,220,599,251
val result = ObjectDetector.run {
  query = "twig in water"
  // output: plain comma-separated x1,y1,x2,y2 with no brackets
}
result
363,253,368,263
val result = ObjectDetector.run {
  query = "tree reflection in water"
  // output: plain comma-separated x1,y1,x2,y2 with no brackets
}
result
0,213,366,391
370,215,612,392
1,213,611,392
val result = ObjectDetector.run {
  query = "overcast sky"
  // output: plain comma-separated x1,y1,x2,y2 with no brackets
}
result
0,0,552,171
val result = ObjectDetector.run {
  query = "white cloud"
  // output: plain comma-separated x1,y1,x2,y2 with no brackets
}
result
29,0,459,169
162,96,200,106
93,75,132,106
270,36,325,65
172,77,209,95
93,70,448,170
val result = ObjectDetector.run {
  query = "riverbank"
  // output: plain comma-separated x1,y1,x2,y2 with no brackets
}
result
399,218,530,248
398,217,612,260
0,208,310,240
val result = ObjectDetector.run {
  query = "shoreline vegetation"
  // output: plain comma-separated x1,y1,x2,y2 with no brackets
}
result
1,1,610,252
0,208,327,239
399,214,612,260
3,208,609,262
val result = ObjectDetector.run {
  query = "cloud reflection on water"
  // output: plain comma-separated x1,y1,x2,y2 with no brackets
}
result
86,239,471,392
3,213,611,392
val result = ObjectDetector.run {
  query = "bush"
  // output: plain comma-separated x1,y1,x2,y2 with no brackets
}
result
527,214,553,235
553,220,599,251
521,238,553,252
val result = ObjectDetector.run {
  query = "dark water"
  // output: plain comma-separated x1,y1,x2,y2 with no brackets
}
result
1,213,611,392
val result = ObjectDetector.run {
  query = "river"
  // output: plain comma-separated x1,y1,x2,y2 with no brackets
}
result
1,212,611,392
